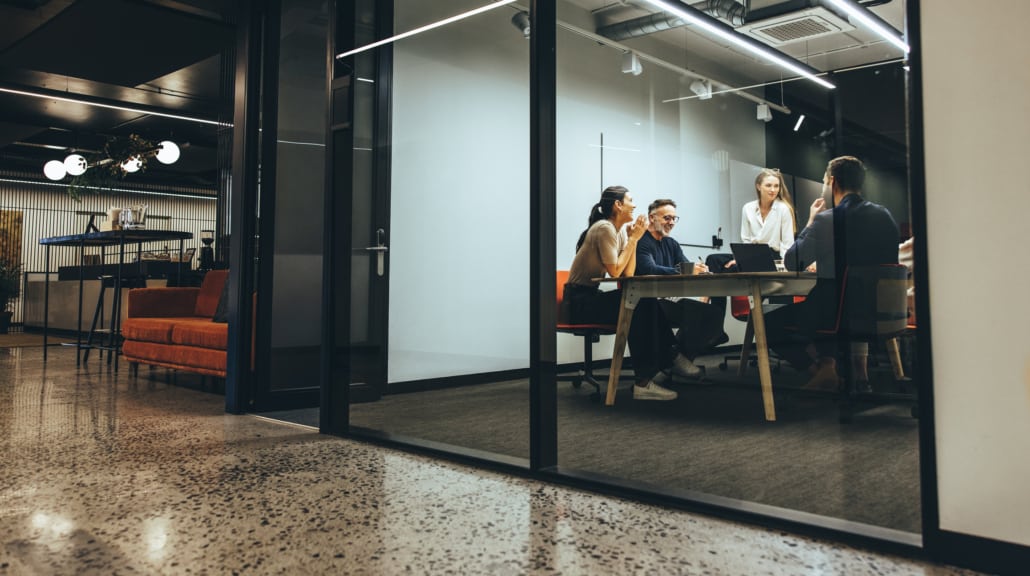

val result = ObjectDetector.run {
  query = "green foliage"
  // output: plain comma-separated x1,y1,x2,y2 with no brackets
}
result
67,134,158,201
0,255,21,311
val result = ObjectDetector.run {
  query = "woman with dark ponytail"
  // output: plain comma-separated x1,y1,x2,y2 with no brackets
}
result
565,186,701,401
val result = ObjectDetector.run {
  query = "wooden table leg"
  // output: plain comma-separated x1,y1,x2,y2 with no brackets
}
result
886,337,905,380
737,315,754,377
605,291,635,406
749,282,776,421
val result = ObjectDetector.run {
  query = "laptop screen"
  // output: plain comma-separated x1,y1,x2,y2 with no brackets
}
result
730,243,778,272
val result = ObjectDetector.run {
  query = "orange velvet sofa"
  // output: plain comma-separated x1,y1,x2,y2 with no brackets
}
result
121,270,229,377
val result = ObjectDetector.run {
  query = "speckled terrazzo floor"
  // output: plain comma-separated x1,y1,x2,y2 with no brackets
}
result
0,347,982,575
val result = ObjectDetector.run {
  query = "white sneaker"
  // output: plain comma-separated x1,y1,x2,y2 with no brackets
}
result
671,354,702,379
633,381,678,401
652,370,670,385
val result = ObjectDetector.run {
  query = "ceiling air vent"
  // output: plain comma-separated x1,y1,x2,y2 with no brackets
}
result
739,7,855,46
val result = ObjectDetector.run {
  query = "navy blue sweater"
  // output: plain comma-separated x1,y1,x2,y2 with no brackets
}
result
636,232,687,276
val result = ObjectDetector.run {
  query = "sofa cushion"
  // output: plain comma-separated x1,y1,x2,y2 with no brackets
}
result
212,277,230,323
194,270,228,317
171,318,228,349
122,318,180,344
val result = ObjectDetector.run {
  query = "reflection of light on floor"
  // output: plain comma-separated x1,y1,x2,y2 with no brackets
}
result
30,510,74,541
143,517,171,561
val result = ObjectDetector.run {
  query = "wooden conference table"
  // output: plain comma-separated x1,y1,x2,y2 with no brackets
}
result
598,272,817,421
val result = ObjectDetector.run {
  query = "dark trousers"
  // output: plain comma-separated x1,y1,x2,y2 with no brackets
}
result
565,285,676,380
658,298,725,359
764,298,837,370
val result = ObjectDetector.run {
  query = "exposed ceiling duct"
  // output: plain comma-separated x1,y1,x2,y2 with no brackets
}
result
597,0,891,45
597,0,746,41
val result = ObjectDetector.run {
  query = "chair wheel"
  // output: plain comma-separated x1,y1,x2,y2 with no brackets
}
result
571,380,582,389
718,361,728,371
910,404,919,419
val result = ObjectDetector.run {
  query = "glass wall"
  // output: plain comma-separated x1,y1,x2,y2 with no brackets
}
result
329,0,920,540
345,0,532,461
553,0,919,536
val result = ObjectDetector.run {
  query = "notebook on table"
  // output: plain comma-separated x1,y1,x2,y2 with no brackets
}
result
730,243,778,272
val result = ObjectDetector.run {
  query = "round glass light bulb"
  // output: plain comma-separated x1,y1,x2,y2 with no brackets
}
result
44,160,67,181
155,141,180,164
121,156,142,173
64,154,88,176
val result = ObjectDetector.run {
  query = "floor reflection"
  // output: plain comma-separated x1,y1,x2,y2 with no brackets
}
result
0,347,975,575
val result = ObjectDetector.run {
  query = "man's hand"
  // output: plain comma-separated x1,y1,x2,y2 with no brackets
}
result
724,259,736,269
695,262,710,274
808,198,827,226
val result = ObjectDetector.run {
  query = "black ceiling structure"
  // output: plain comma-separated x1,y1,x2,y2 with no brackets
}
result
0,0,235,191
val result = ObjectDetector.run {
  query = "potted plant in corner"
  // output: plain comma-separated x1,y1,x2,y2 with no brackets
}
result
0,255,22,334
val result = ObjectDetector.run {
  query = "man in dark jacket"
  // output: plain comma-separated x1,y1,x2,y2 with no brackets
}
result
767,156,899,389
636,199,727,362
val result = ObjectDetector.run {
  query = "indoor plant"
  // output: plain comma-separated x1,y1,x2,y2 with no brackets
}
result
0,255,21,334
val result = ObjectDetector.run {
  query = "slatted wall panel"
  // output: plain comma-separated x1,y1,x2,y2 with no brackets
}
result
0,169,217,324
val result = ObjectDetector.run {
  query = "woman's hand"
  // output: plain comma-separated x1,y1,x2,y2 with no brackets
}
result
626,215,648,242
724,259,736,269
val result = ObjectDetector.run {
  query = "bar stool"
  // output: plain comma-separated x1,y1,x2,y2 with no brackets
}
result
83,274,147,362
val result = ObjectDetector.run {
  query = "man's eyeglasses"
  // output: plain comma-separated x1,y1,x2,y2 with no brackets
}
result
656,215,680,223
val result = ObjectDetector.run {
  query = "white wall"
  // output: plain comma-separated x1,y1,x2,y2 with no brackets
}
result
922,1,1030,546
389,2,765,381
389,2,532,381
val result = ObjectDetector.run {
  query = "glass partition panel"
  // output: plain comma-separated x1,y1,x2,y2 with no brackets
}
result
264,0,328,397
347,0,531,461
554,0,919,535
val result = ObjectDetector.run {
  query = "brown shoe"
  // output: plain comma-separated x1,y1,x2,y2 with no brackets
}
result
803,359,841,391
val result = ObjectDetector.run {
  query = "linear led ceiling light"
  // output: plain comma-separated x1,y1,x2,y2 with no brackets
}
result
0,85,222,126
823,0,909,54
336,0,517,60
639,0,835,90
793,114,806,131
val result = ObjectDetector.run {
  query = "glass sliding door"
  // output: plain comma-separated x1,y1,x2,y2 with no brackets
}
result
336,0,532,461
553,0,920,537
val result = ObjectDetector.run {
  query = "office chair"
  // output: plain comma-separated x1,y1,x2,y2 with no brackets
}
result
813,264,915,421
555,270,617,401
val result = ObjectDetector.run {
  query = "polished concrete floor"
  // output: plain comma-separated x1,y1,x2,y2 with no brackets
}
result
0,346,980,575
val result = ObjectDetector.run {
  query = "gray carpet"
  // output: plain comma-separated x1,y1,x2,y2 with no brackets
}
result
261,353,921,534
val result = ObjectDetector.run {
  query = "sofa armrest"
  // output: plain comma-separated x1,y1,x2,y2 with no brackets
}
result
128,288,201,318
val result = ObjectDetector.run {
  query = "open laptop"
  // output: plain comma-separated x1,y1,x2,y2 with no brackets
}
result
730,243,778,272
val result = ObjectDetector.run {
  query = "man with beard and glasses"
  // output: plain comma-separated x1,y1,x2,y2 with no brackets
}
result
635,199,728,376
765,156,900,391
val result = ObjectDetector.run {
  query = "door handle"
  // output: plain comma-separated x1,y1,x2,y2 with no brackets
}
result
364,228,388,276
